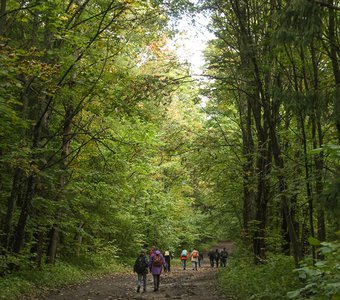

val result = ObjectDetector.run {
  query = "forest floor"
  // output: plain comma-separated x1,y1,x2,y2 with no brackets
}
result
34,241,233,300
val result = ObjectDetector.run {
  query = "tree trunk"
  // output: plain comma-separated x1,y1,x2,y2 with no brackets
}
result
327,0,340,142
300,112,316,260
310,41,327,243
46,227,59,264
12,175,36,253
1,169,23,251
239,93,255,236
0,0,7,35
269,115,301,266
46,92,74,264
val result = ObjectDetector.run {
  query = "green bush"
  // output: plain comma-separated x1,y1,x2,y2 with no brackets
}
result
287,240,340,300
218,254,299,299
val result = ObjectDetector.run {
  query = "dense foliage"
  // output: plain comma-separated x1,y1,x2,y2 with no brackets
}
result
1,0,339,299
0,0,209,274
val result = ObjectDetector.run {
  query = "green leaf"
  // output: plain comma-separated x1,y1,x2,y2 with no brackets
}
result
287,290,300,298
308,236,321,246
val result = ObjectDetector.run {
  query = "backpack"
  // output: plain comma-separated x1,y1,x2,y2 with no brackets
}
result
153,254,163,267
135,256,148,273
164,250,170,256
192,251,198,258
221,251,228,259
181,249,187,257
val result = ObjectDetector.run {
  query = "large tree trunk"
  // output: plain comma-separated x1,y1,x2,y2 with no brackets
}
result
269,105,301,266
230,0,272,261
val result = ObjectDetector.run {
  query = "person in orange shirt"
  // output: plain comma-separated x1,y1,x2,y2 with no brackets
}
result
190,248,199,270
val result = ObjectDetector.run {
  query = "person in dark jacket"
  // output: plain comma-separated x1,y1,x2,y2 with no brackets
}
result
208,250,215,267
133,250,148,292
215,249,220,267
220,248,229,267
198,252,203,267
163,249,173,272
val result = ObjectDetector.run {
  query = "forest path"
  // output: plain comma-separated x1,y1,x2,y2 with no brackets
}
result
38,241,233,300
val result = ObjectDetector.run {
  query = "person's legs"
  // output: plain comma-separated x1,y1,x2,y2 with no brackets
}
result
182,259,186,270
137,274,142,292
167,260,171,272
142,273,147,291
153,274,157,291
156,274,160,290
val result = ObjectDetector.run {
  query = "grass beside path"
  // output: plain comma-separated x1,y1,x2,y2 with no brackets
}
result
0,256,129,300
217,253,300,300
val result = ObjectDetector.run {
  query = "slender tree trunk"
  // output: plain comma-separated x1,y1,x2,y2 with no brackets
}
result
327,0,340,142
1,169,23,251
327,0,340,232
239,94,255,235
47,90,74,264
300,113,316,260
310,41,326,243
0,0,7,35
13,175,36,253
300,46,316,260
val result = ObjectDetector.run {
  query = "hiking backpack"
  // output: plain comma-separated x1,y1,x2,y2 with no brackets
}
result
221,251,228,259
192,251,198,258
153,254,163,267
135,256,148,273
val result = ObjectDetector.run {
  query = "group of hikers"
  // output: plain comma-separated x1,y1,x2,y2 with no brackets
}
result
207,248,229,268
133,246,174,293
179,247,203,270
133,245,229,293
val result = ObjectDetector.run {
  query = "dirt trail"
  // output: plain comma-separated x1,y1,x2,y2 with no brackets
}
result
37,241,233,300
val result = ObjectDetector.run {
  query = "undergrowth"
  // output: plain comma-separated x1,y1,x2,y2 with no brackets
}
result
0,254,127,300
218,251,299,300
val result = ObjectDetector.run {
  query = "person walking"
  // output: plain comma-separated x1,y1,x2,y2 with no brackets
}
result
163,249,172,272
149,250,166,292
190,248,199,270
208,249,215,267
198,252,203,267
215,249,220,268
149,245,156,257
180,248,189,270
133,250,148,293
220,247,229,267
